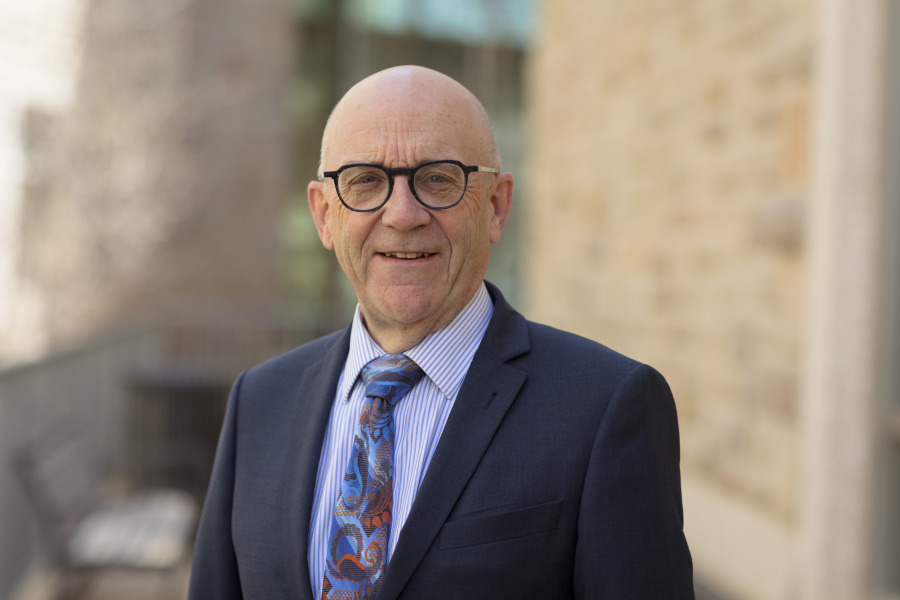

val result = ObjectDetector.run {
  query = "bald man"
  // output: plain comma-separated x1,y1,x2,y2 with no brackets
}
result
189,66,694,600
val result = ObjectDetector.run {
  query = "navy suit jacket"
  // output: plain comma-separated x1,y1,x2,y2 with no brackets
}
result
189,283,694,599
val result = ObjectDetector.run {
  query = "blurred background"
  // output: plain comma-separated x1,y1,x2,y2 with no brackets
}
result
0,0,897,599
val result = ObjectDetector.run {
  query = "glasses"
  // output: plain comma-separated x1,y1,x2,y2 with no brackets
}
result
322,160,499,212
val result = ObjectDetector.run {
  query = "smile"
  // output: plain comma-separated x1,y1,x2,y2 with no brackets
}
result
380,252,433,259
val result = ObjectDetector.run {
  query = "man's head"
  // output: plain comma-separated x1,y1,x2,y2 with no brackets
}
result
308,66,513,353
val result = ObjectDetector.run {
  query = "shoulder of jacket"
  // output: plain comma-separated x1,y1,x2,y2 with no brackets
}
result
243,328,346,378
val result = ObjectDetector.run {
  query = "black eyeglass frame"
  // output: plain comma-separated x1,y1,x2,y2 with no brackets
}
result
322,159,499,212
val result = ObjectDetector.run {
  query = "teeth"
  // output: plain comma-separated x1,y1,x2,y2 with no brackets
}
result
385,252,430,259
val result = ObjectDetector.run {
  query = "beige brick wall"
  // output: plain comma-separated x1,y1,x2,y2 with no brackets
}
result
526,0,814,522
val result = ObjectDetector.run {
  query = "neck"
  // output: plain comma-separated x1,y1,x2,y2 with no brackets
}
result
358,283,484,354
360,314,445,355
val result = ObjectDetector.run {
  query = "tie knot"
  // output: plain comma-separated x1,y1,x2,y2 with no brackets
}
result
361,354,424,407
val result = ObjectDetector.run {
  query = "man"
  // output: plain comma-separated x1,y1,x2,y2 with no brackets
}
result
189,66,694,599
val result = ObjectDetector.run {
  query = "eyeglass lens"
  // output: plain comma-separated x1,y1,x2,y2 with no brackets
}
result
337,163,466,210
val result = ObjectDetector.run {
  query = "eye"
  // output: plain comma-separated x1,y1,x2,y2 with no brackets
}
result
343,167,387,188
426,173,449,184
415,164,464,189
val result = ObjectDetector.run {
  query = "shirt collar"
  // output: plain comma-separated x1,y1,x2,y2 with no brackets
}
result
339,282,494,403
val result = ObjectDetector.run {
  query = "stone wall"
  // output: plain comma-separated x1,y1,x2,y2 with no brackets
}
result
528,0,900,598
528,0,812,520
0,0,88,363
526,1,817,597
1,0,294,366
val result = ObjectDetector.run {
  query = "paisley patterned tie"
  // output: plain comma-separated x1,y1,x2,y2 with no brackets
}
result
322,354,424,600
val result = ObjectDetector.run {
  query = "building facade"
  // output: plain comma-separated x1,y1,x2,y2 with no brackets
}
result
526,0,899,598
0,0,293,368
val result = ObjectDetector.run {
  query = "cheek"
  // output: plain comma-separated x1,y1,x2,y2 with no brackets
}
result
330,213,374,272
441,209,491,269
457,201,494,245
329,212,355,249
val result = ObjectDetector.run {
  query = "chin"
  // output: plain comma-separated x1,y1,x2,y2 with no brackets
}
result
381,296,438,325
368,283,445,323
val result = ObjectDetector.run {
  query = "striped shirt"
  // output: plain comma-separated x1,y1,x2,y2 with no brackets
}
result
307,282,494,596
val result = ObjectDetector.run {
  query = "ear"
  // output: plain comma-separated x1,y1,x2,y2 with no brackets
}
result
488,172,514,244
308,180,334,250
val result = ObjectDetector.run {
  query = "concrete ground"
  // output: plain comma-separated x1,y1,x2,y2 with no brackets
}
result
9,562,191,600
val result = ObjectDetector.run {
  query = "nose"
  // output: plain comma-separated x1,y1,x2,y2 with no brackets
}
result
380,176,431,231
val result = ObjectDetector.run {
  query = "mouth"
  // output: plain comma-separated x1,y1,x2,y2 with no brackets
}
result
379,252,434,259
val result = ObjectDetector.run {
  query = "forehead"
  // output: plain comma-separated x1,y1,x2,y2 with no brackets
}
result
324,80,484,168
331,117,472,167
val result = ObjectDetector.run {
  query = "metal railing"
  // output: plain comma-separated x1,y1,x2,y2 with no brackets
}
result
0,318,317,598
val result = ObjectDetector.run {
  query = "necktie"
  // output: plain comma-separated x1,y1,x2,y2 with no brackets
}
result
322,354,424,600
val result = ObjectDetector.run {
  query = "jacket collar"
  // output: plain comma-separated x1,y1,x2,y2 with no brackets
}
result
378,281,531,599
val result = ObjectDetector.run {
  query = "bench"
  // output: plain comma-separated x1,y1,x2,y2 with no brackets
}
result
13,424,198,599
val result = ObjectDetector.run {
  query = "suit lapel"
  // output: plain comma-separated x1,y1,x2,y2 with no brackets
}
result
379,285,531,600
282,328,351,600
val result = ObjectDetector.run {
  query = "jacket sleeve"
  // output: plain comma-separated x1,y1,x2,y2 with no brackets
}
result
574,364,695,599
188,371,246,600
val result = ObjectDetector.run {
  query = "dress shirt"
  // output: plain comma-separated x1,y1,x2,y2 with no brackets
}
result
307,282,494,597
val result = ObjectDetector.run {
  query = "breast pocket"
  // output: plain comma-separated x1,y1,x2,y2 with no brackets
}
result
437,500,563,550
